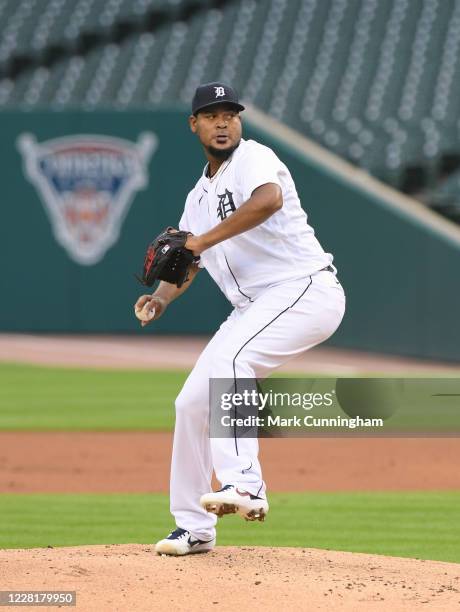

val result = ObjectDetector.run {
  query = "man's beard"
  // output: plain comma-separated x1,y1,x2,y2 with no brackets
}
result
206,140,240,161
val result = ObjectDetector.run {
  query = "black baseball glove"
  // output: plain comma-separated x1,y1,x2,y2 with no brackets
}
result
137,227,197,288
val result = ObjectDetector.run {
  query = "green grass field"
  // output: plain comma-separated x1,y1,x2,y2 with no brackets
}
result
1,492,459,562
1,363,459,563
0,363,185,430
1,363,459,432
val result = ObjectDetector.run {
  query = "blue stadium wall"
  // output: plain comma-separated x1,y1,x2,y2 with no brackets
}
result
1,109,459,362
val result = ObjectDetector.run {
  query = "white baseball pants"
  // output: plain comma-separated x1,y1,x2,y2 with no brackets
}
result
170,270,345,540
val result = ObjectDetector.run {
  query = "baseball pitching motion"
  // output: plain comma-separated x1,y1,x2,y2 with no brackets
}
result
134,82,346,556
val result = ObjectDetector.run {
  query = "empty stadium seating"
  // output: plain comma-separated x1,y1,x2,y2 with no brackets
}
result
1,0,460,221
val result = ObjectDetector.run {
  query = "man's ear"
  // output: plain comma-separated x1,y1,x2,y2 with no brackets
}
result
189,114,197,133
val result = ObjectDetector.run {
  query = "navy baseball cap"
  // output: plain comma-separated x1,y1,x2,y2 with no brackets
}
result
192,82,245,115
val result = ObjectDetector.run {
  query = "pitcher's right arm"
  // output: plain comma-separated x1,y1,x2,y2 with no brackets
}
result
134,263,201,328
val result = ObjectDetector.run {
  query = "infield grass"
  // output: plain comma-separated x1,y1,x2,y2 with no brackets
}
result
2,363,459,432
0,364,185,430
0,364,327,430
1,492,460,563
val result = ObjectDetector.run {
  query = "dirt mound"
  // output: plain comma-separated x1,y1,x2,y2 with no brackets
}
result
2,544,459,611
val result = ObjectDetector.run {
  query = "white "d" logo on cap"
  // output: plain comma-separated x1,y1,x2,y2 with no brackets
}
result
214,87,225,98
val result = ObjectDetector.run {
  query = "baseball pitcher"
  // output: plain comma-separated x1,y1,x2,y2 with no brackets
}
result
134,82,346,556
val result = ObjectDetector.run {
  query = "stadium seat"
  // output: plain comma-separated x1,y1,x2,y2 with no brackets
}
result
1,0,460,222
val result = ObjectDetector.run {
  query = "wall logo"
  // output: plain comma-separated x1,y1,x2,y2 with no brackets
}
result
17,132,157,265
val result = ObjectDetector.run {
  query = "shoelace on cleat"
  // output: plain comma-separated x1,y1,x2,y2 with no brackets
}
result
168,527,189,540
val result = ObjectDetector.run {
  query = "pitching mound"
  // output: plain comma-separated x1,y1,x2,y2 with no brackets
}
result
2,545,459,611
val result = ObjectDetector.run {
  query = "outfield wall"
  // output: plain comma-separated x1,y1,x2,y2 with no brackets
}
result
1,109,459,361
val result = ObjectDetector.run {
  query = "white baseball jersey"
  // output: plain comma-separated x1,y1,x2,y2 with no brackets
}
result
179,138,333,308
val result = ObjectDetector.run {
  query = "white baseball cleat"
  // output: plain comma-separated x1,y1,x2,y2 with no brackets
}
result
155,527,215,556
200,484,269,521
